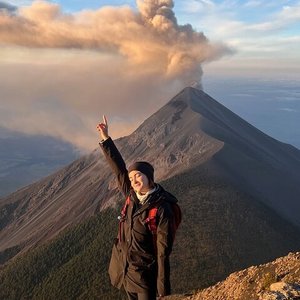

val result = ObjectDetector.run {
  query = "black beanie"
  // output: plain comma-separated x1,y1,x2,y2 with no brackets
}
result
128,161,154,183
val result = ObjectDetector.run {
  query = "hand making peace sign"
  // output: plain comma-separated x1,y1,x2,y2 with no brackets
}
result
96,115,109,141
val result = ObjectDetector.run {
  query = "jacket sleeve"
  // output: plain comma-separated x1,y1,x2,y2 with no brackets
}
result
156,204,174,296
99,137,131,197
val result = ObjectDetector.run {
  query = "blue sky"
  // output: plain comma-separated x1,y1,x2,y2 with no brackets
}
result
173,0,300,76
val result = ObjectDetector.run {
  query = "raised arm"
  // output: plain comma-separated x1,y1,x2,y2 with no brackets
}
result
97,115,131,196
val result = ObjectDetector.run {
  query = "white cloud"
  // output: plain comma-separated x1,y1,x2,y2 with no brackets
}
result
280,4,300,21
4,0,33,6
179,0,216,13
179,1,300,37
180,0,300,68
243,1,290,9
244,0,263,8
278,108,298,112
245,6,300,33
249,3,300,32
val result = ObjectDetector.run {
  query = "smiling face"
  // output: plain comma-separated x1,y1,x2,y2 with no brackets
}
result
128,170,150,195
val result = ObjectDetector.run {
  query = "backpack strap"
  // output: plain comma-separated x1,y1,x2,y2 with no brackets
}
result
118,196,131,242
120,196,130,219
144,202,182,254
145,207,158,234
144,207,158,254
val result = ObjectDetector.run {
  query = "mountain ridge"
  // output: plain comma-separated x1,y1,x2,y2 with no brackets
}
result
136,87,300,226
1,87,300,298
1,86,300,264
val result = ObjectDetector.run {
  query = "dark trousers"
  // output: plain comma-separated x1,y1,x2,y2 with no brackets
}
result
126,290,156,300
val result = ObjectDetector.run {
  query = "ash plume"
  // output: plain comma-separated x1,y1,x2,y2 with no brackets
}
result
0,0,229,84
0,0,231,151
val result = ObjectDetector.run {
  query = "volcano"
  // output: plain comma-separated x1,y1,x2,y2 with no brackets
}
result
1,87,300,295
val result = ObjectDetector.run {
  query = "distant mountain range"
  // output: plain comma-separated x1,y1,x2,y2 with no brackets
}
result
0,127,78,197
1,87,300,298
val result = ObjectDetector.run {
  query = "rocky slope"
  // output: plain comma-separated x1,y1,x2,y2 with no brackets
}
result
179,252,300,300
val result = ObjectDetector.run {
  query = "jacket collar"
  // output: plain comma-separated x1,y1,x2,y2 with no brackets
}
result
132,184,164,217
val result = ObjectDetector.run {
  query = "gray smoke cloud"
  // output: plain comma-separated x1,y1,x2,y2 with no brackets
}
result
0,0,231,152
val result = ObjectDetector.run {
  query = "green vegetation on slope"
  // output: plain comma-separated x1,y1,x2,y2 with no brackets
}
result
0,245,22,266
0,208,124,300
164,167,300,292
0,200,20,230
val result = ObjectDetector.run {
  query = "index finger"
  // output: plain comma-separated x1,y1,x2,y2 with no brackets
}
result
103,115,108,126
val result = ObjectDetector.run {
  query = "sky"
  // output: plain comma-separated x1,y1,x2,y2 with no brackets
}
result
1,0,300,152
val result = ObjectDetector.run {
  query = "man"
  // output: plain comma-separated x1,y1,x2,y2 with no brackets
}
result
97,115,180,300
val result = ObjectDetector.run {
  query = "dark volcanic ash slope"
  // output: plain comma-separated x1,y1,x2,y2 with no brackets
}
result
1,86,300,263
187,88,300,227
116,86,300,227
